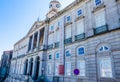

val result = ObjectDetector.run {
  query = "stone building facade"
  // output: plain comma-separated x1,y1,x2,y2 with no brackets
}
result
0,50,13,81
5,0,120,82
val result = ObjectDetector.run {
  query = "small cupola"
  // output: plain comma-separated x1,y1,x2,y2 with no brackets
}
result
46,0,61,18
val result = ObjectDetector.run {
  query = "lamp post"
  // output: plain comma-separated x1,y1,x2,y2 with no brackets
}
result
41,68,44,75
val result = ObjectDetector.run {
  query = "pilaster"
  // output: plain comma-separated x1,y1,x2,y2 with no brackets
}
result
31,34,35,50
37,31,40,49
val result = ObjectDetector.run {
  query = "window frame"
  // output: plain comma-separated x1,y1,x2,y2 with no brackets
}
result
65,25,72,39
48,54,52,60
76,19,84,35
99,57,113,78
47,63,52,75
77,60,86,77
55,30,60,42
65,62,71,76
77,9,82,16
77,46,85,56
48,33,54,45
55,52,60,59
94,9,106,28
94,0,102,6
65,49,71,57
55,63,59,76
99,46,109,52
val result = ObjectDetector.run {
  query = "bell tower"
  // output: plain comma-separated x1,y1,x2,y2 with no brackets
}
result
46,0,61,18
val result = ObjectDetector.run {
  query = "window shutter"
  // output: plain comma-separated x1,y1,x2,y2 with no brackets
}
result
56,30,60,42
48,34,54,45
78,60,85,76
100,58,112,77
65,25,71,39
95,11,106,27
76,20,84,35
65,62,71,75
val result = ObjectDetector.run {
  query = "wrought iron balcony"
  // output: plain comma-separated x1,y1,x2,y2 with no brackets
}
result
75,33,85,41
17,54,25,59
64,37,72,44
54,42,60,48
47,44,53,49
94,25,108,35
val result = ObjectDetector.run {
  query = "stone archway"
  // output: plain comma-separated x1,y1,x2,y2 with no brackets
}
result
29,58,33,76
24,59,28,75
34,56,40,80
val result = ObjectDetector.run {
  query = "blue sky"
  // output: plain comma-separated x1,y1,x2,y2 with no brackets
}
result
0,0,74,59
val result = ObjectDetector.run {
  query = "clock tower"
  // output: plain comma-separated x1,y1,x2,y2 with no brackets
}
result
46,0,61,18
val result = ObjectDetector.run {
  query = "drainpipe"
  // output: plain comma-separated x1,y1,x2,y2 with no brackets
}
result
63,16,66,82
95,51,98,82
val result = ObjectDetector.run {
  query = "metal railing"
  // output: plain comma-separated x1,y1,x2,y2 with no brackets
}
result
64,37,72,44
75,33,85,41
94,25,108,35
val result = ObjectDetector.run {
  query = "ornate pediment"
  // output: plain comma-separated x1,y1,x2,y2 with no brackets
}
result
27,21,44,36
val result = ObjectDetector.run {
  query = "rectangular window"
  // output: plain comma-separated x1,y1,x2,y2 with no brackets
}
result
66,16,71,22
56,30,60,42
100,57,112,78
65,62,71,76
95,0,101,6
48,34,54,45
77,9,82,16
76,20,84,35
78,60,85,76
58,22,60,27
55,63,59,76
65,25,71,39
95,10,106,28
48,63,52,75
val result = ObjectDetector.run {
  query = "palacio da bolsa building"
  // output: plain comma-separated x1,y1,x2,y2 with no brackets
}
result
5,0,120,82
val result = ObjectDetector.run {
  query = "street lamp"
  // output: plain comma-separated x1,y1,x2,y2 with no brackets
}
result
41,68,44,75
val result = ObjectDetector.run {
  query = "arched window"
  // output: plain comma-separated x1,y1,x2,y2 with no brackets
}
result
55,52,60,59
97,43,112,78
77,47,85,55
65,49,71,57
49,54,52,60
34,57,40,80
99,45,109,52
97,43,110,53
24,59,28,75
29,58,33,76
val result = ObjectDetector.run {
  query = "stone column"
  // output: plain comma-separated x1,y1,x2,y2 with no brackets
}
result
23,62,26,75
32,60,37,79
43,22,49,48
27,60,30,74
36,31,40,49
38,60,41,76
31,34,35,50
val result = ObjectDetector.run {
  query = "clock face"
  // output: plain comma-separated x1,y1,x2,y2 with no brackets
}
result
56,4,60,8
49,4,52,8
